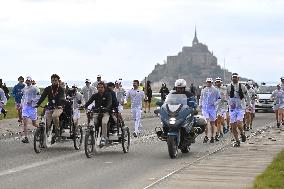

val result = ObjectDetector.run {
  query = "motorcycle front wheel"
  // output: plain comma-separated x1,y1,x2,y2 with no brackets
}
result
167,135,178,159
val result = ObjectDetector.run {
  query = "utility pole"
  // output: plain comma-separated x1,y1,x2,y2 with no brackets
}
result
223,57,226,83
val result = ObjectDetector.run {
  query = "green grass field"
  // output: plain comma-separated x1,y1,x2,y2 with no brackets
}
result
252,149,284,189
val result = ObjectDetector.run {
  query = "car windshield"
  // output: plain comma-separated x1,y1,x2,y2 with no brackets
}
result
165,92,188,105
257,86,277,94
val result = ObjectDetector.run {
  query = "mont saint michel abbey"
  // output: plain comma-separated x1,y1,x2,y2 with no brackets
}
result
147,29,234,90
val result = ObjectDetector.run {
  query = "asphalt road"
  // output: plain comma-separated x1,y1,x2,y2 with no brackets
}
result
0,113,275,189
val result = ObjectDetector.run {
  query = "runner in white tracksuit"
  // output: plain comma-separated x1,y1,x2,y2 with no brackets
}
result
226,73,248,147
21,76,40,143
125,80,144,137
0,88,7,117
199,78,221,143
271,84,284,127
82,79,96,126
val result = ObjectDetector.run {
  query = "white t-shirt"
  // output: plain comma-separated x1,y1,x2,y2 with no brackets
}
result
125,89,144,109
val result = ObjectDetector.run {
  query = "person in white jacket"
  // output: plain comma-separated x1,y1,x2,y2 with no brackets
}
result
199,78,221,143
0,87,7,118
125,80,144,137
81,79,96,126
68,84,84,131
21,76,40,143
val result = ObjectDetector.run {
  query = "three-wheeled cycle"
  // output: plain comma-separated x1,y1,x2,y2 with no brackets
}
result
33,99,83,153
84,107,130,158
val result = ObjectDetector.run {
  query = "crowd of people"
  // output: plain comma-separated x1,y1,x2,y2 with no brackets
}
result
0,74,284,147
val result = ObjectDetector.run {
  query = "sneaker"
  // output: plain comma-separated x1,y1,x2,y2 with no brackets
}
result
144,110,147,113
282,122,284,126
215,135,219,142
203,136,209,143
233,140,240,147
99,137,107,147
133,132,137,138
22,137,29,143
2,109,7,118
277,123,280,128
241,133,246,142
148,110,151,113
210,137,214,143
219,133,224,138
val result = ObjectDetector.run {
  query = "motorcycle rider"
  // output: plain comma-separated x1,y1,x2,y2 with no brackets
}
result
226,73,248,147
125,80,145,137
215,77,228,138
84,82,112,146
159,83,169,102
82,79,97,126
35,74,65,140
174,79,194,100
21,76,40,143
199,78,221,143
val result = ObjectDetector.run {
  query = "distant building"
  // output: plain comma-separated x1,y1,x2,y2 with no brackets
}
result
146,28,245,91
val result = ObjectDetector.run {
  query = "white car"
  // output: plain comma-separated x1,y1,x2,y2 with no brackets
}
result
255,84,276,112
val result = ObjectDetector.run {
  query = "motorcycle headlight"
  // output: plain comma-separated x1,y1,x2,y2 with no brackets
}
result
169,118,176,125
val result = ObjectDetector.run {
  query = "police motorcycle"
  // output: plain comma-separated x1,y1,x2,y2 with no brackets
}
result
155,91,206,159
84,107,130,158
33,97,83,153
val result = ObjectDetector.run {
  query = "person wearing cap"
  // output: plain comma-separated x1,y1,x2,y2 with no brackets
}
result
114,80,126,114
12,76,26,123
93,75,107,89
67,84,84,131
159,83,169,102
244,82,257,130
271,84,284,127
125,80,145,137
0,87,7,118
35,74,65,141
21,76,41,143
226,73,248,147
199,78,221,143
82,79,97,126
143,80,153,113
215,77,228,138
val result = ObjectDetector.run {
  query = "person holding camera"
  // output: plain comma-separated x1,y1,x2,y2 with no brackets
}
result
35,74,65,139
84,82,112,147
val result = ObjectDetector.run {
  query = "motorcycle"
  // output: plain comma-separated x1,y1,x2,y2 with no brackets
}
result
155,91,206,159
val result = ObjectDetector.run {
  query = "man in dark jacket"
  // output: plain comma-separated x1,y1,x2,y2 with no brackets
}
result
35,74,65,138
159,83,169,102
85,82,112,146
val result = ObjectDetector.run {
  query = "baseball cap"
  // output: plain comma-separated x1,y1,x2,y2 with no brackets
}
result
85,79,91,83
26,76,32,81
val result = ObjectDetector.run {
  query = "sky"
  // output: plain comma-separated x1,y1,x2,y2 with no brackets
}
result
0,0,283,84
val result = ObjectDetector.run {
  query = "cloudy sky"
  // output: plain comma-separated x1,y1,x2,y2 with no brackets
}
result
0,0,283,83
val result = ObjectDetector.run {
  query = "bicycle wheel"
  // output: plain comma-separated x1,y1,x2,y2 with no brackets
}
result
84,131,95,158
74,126,83,150
34,127,44,153
121,126,130,153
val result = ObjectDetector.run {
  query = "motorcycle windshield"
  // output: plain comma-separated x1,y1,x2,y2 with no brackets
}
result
165,93,188,106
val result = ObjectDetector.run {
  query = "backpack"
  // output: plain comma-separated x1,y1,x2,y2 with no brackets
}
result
230,83,244,100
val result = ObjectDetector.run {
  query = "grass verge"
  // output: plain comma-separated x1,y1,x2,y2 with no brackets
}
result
252,149,284,189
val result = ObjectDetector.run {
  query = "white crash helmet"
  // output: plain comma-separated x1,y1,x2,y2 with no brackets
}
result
175,79,187,88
